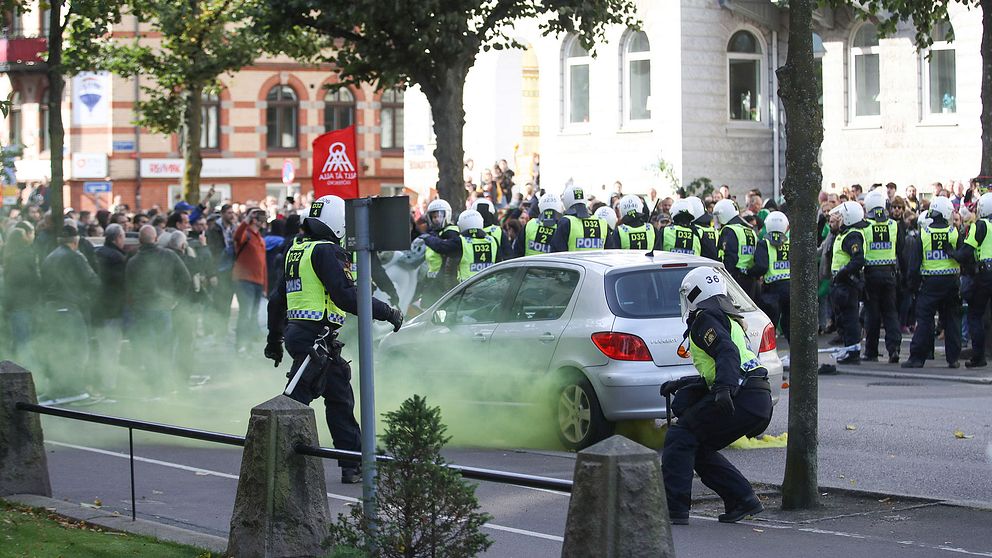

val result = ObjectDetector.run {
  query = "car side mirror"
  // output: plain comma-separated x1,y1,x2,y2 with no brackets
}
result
432,309,447,325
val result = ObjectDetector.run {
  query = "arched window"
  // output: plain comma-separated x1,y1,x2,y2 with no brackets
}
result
39,89,50,152
324,87,355,131
265,85,298,149
727,30,763,122
8,92,21,146
380,88,403,149
623,30,651,122
564,37,591,125
851,24,880,118
201,91,220,149
924,21,956,115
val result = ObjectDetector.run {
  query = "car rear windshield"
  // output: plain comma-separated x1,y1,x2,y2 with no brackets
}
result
604,266,757,319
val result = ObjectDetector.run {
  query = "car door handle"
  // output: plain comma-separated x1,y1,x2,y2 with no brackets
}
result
539,333,556,343
473,333,488,342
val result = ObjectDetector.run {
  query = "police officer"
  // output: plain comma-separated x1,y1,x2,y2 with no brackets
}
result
421,209,500,282
655,199,704,256
829,201,868,365
517,192,563,257
594,205,618,236
549,184,608,252
265,195,404,484
691,197,719,259
660,266,772,525
749,211,790,342
471,198,509,261
419,199,460,307
861,189,903,363
607,194,655,250
903,197,964,368
961,193,992,368
714,199,757,296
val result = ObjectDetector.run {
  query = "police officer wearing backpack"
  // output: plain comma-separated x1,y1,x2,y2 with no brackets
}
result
550,184,608,252
829,201,868,364
749,211,791,342
960,193,992,368
660,266,772,525
862,189,903,363
607,194,655,250
902,197,963,368
714,199,757,296
421,209,500,282
517,192,563,257
419,198,460,307
265,195,404,484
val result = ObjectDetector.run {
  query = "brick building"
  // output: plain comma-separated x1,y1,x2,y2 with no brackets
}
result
1,5,404,212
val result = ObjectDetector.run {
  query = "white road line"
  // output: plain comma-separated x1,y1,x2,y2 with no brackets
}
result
46,440,564,542
797,527,992,557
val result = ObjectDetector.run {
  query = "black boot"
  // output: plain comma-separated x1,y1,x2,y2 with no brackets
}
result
966,358,988,368
900,359,924,369
888,354,900,364
837,351,860,365
718,497,764,523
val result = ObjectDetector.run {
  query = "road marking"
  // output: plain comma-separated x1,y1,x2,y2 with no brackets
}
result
797,526,992,556
46,440,566,543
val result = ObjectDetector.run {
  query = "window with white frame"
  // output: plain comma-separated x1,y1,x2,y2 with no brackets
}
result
851,24,881,118
624,30,651,122
727,30,763,122
924,21,956,115
8,92,21,146
564,37,591,125
380,88,404,150
266,85,299,150
201,91,220,149
324,87,355,131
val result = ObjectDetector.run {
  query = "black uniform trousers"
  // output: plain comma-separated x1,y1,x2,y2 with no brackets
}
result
758,280,790,342
662,382,772,517
965,271,992,362
830,279,862,348
909,275,962,364
864,266,902,358
284,322,360,470
730,269,758,303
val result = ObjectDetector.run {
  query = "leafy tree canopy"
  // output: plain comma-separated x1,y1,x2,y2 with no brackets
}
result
826,0,978,49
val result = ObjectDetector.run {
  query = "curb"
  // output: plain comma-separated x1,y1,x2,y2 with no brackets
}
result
834,366,992,385
746,480,992,512
3,494,228,554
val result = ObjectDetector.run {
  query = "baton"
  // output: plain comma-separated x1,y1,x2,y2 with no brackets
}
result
283,326,331,397
665,392,672,428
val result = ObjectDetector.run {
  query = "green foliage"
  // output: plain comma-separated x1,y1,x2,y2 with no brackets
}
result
325,546,370,558
680,177,714,199
326,395,493,558
825,0,979,49
654,154,681,191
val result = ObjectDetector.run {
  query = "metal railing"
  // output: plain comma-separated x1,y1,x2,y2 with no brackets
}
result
16,401,573,521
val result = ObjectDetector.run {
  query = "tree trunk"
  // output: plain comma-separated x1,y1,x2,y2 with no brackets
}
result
47,2,65,221
182,85,203,205
777,0,822,510
981,0,992,178
425,67,468,212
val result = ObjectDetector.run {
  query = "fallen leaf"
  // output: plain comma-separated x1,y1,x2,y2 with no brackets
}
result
954,430,975,439
845,424,857,431
878,497,891,503
93,498,102,507
753,528,765,533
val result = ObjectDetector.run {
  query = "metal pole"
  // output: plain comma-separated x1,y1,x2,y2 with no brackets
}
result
128,428,136,521
354,197,377,528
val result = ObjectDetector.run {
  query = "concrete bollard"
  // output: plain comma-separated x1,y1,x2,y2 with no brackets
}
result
561,435,675,558
0,361,52,497
227,395,331,558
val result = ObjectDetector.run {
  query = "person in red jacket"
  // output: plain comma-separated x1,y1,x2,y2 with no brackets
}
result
233,209,268,352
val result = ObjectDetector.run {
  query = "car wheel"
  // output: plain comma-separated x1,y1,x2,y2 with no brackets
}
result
555,376,612,451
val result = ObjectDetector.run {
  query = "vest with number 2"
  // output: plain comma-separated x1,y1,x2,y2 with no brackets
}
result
524,218,557,256
921,225,959,276
284,238,348,326
764,238,790,283
458,234,498,282
565,215,607,251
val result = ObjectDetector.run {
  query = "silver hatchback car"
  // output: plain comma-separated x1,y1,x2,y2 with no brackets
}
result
377,250,782,450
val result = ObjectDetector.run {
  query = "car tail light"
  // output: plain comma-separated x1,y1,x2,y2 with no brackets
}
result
591,332,653,361
759,323,777,353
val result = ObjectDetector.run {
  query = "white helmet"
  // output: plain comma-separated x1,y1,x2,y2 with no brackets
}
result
307,195,346,240
686,196,705,220
561,184,587,209
471,198,495,214
977,193,992,218
679,266,727,320
829,201,865,227
538,192,565,215
618,195,643,218
713,199,740,225
917,210,933,228
864,189,887,214
929,196,953,221
670,198,694,220
594,206,617,230
764,211,789,234
426,199,452,228
457,209,484,233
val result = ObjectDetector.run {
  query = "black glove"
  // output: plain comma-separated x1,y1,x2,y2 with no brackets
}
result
264,339,283,368
713,386,735,415
387,306,404,332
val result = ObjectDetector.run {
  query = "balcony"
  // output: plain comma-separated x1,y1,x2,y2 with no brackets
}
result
0,36,47,72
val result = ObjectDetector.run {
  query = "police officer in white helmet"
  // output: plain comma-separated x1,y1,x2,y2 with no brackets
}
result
549,184,608,252
516,192,564,257
606,194,655,249
748,211,791,341
418,198,461,306
420,209,501,283
266,195,403,484
713,198,758,298
960,192,992,367
828,201,868,364
861,189,903,363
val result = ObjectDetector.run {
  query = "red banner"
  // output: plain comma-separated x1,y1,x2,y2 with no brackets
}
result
312,125,359,199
